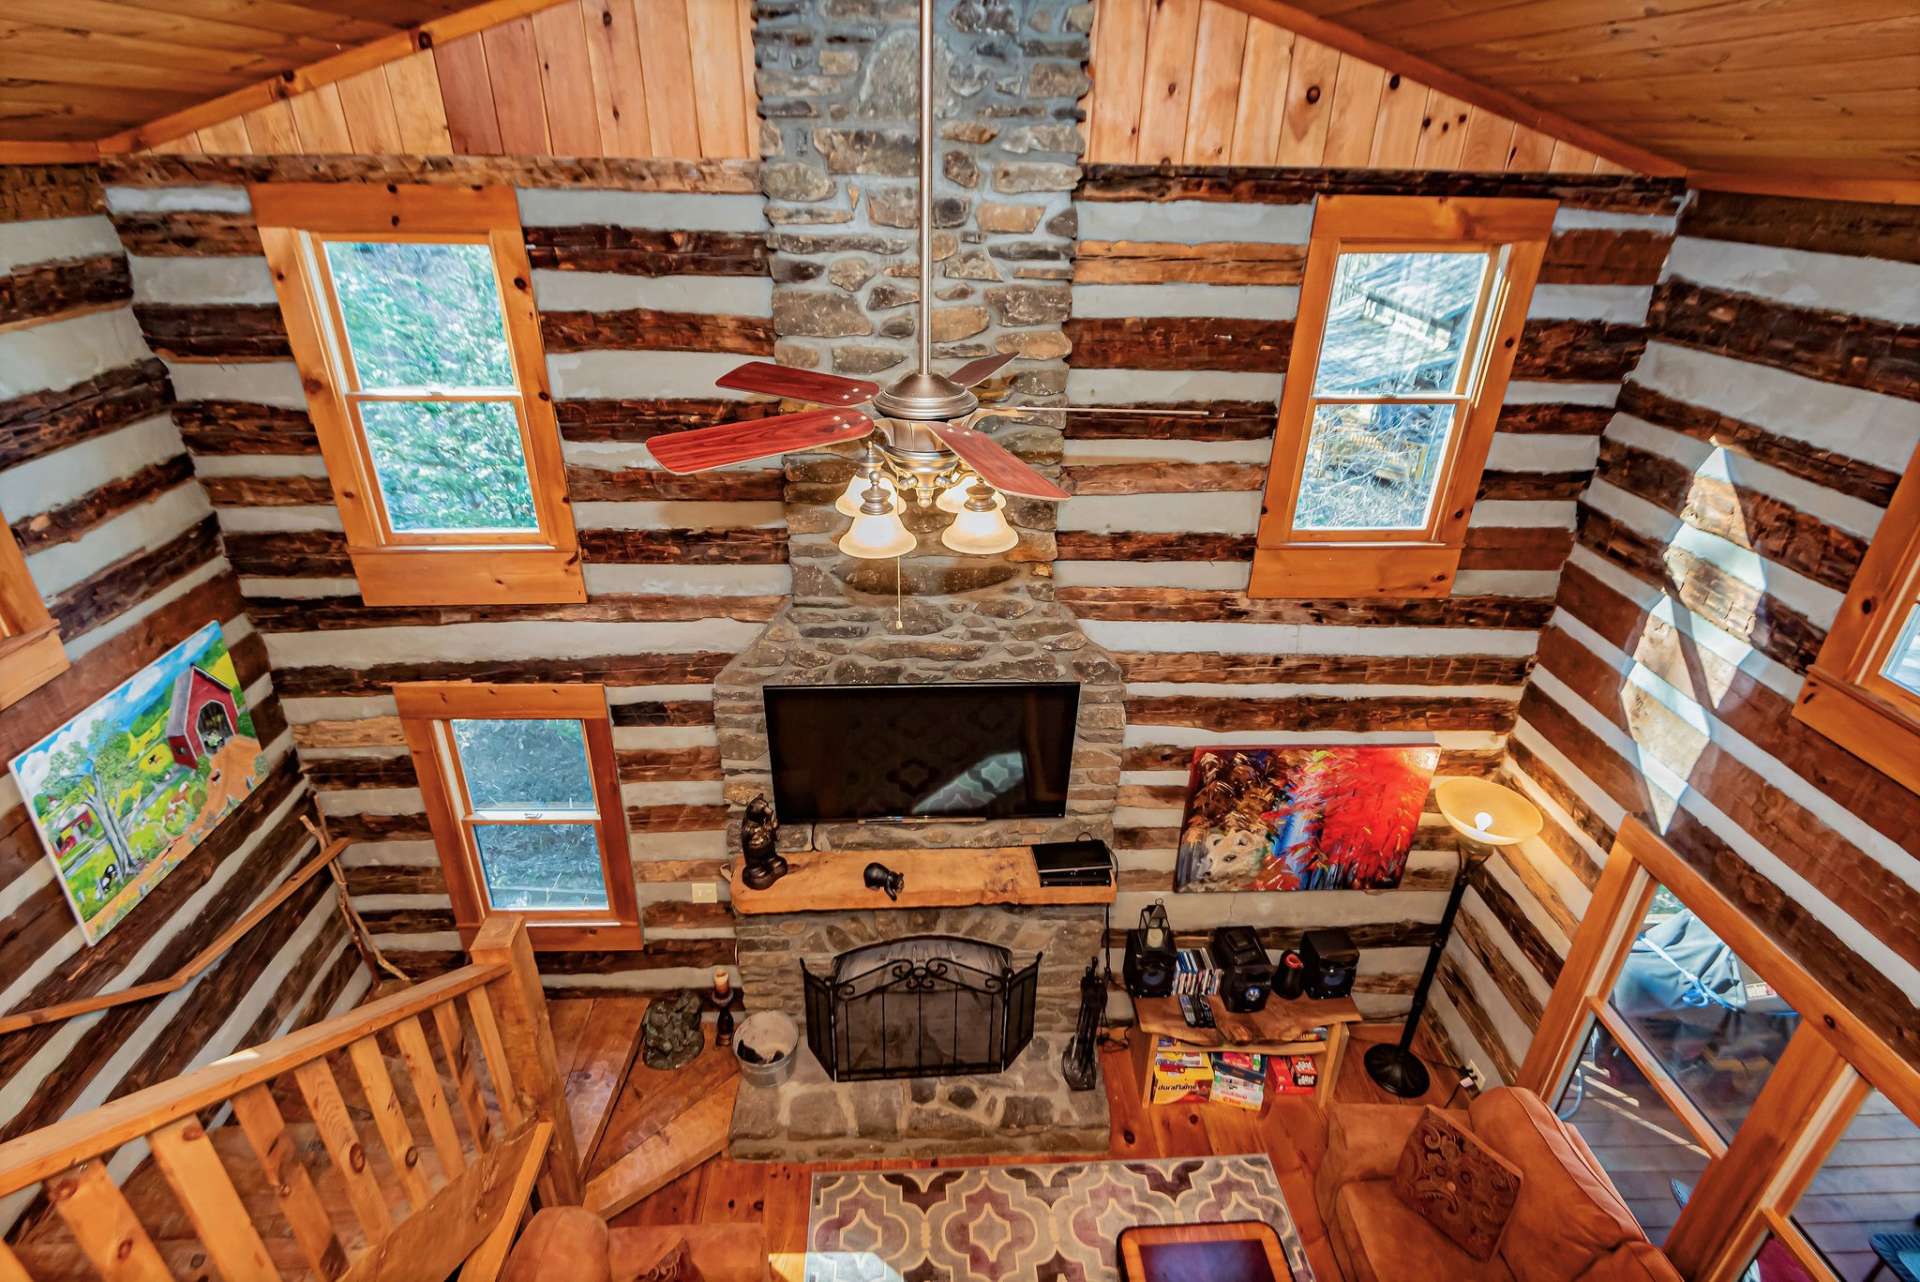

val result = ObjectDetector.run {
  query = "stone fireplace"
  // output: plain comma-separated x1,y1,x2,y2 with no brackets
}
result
718,0,1110,1160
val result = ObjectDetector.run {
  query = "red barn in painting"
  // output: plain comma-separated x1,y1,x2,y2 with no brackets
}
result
164,667,239,767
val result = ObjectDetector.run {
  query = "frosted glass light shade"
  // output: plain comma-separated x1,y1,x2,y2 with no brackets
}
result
1435,776,1542,847
838,509,915,559
937,479,1004,513
836,472,897,517
940,503,1018,555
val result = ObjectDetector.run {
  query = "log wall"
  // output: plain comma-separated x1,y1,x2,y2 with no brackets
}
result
1065,163,1685,1051
1465,189,1920,1088
101,156,778,993
0,164,371,1234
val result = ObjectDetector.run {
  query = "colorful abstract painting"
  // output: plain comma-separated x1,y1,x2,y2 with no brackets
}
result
1175,745,1439,892
8,621,266,945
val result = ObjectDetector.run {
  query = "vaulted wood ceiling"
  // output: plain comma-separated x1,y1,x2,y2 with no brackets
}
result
2,0,1916,190
1252,0,1920,185
1,0,478,143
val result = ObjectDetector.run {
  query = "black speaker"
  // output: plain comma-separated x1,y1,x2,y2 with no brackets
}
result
1302,927,1358,1000
1209,925,1272,1013
1123,902,1176,998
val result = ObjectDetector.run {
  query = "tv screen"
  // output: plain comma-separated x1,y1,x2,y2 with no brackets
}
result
765,682,1080,823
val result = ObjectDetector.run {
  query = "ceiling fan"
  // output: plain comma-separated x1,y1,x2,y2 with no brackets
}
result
644,0,1196,557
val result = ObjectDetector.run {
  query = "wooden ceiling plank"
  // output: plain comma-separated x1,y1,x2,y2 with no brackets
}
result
0,49,254,93
1367,70,1426,167
195,114,255,154
1457,105,1514,171
1135,0,1204,165
1183,1,1250,164
1412,88,1472,169
94,0,583,153
1319,51,1383,167
1504,123,1555,171
101,0,400,44
1223,10,1290,164
384,49,454,154
1497,18,1920,88
684,0,749,157
1516,58,1920,109
531,0,605,156
633,0,701,157
0,26,285,78
286,81,354,152
435,31,504,153
1204,0,1683,173
1547,137,1600,174
1390,0,1742,53
335,64,406,153
240,100,304,153
734,0,757,158
581,0,653,157
1088,0,1152,162
4,0,362,61
482,15,554,154
1274,31,1340,165
1439,0,1918,74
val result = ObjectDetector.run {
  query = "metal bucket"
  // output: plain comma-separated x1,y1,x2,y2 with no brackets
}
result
734,1011,799,1088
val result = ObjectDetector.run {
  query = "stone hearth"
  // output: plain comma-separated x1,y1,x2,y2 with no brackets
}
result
729,904,1109,1157
728,1031,1107,1161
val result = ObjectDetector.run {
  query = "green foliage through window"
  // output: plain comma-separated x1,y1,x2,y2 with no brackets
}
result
359,401,536,532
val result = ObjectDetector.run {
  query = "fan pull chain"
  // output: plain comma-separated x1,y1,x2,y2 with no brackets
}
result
891,553,905,631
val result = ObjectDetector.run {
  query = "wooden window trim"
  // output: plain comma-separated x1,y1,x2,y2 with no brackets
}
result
252,183,583,607
1794,441,1920,794
1252,196,1555,599
0,510,69,709
396,682,640,952
1520,816,1920,1280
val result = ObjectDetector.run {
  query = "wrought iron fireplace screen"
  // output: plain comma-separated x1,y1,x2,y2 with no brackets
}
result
802,934,1040,1081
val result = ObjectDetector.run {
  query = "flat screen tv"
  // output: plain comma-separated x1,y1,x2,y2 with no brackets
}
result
765,682,1080,823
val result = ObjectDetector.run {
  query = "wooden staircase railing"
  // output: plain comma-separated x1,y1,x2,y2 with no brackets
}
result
0,915,580,1282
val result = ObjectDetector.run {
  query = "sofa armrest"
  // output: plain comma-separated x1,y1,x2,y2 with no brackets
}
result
1313,1104,1429,1223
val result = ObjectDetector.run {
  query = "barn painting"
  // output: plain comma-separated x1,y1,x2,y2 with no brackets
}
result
8,621,266,945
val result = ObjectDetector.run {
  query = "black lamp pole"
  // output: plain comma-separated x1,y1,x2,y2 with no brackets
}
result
1365,844,1485,1098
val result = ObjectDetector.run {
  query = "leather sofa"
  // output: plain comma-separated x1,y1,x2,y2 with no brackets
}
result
1314,1086,1684,1282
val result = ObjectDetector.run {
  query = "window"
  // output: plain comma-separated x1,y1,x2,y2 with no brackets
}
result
253,184,582,607
1253,196,1555,598
1796,442,1920,794
1522,817,1920,1282
397,683,638,950
0,511,68,709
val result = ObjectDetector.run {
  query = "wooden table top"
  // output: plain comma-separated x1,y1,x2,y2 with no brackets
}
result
1133,993,1362,1051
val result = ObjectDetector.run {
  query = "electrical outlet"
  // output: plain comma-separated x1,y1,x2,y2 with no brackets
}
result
1462,1064,1487,1093
690,881,718,904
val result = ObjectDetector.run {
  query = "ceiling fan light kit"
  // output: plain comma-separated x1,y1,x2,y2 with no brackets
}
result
837,479,918,560
940,483,1020,555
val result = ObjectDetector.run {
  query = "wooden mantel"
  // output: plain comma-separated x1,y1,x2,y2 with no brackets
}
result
727,847,1115,915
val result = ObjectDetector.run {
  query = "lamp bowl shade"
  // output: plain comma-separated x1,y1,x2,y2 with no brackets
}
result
1435,776,1542,847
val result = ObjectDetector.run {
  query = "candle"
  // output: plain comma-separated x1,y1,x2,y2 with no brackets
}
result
714,968,731,997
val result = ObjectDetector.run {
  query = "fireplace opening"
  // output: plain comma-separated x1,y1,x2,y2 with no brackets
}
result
801,935,1040,1081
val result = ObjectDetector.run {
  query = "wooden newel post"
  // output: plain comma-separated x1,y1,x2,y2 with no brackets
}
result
469,916,584,1206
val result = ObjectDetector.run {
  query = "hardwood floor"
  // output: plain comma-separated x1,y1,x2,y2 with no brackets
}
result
599,1018,1462,1282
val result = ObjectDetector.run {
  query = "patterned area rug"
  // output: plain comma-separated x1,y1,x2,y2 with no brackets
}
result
805,1154,1314,1281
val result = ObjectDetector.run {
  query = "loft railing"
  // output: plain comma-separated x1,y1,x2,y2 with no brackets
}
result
0,915,580,1282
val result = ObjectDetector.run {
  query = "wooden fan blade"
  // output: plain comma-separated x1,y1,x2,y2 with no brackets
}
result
948,353,1016,388
648,409,873,473
715,361,879,406
927,422,1069,501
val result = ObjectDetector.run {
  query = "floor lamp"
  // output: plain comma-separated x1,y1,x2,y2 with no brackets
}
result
1365,776,1544,1099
